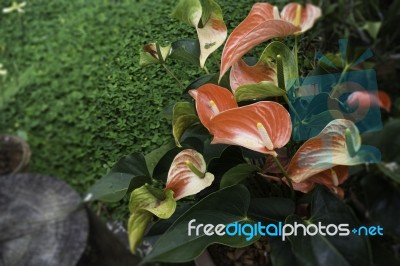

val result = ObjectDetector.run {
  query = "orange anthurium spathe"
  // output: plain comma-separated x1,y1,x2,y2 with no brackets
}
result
208,101,292,156
189,84,238,129
165,149,214,200
287,119,379,183
219,3,321,80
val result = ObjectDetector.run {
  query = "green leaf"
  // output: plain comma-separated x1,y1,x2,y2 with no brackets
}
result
234,82,285,102
362,22,382,39
145,141,176,177
378,119,400,162
169,39,201,66
171,0,202,27
362,175,400,237
143,185,257,263
303,110,344,129
220,163,260,188
85,153,151,202
128,185,177,252
248,197,295,223
377,162,400,184
172,102,199,147
287,186,372,266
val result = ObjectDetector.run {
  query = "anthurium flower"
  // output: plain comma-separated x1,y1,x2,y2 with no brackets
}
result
289,166,349,199
189,84,237,129
287,119,380,183
346,90,391,112
208,101,292,157
172,0,227,68
165,149,214,200
219,3,321,79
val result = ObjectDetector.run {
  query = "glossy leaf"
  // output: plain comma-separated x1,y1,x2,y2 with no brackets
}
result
220,163,260,188
165,149,214,200
143,185,256,263
169,39,201,66
85,153,151,202
286,186,372,266
219,3,299,79
139,42,171,66
172,0,227,67
280,3,322,33
172,102,199,147
145,141,176,177
234,81,285,102
128,185,176,252
189,84,237,129
287,119,380,183
208,101,292,156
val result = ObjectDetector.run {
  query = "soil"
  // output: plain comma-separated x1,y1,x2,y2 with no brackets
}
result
208,237,271,266
0,135,30,175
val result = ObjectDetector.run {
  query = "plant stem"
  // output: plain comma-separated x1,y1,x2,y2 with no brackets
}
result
203,65,210,74
294,35,299,78
283,94,302,123
271,155,295,199
162,64,185,90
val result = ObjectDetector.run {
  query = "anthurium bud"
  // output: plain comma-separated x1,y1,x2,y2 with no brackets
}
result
128,185,176,253
166,149,214,200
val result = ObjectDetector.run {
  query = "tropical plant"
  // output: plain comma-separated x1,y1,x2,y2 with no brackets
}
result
85,1,397,265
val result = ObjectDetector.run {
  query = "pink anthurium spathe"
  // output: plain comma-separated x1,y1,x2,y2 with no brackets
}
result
346,90,391,112
208,101,292,157
219,3,321,79
189,84,238,129
165,149,214,200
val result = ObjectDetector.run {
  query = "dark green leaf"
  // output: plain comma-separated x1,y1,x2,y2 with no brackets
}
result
145,141,176,177
169,39,201,66
85,153,151,202
143,185,257,263
220,163,260,188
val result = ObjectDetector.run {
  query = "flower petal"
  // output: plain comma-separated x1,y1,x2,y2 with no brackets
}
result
189,84,237,129
287,119,379,183
208,101,292,156
346,90,391,113
166,149,214,200
219,3,299,80
280,3,322,33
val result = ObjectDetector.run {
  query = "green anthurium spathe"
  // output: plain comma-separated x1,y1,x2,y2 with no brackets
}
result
172,0,227,68
128,185,176,252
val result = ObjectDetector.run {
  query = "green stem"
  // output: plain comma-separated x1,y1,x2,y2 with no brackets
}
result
294,35,299,78
203,65,210,74
162,64,185,91
271,155,295,200
283,94,302,123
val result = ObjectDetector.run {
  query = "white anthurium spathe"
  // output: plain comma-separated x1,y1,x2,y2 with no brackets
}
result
2,1,26,14
165,149,214,200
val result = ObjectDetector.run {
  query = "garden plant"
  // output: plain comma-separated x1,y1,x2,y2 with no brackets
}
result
84,0,400,265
